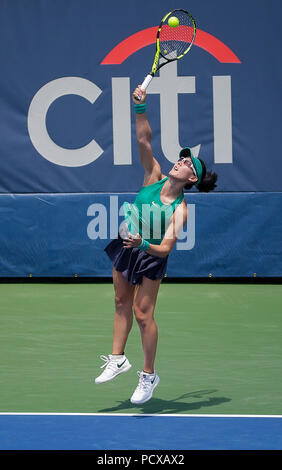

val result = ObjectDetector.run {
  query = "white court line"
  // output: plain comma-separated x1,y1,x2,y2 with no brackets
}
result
0,412,282,418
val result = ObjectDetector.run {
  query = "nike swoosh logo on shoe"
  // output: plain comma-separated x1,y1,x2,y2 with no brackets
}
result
151,376,156,384
117,359,127,368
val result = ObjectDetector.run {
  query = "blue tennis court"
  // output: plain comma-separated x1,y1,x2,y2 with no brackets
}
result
1,413,281,450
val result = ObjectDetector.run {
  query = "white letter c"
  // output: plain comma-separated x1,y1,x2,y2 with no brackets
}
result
27,77,103,167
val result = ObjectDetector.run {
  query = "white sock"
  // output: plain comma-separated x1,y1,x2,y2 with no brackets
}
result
110,354,124,360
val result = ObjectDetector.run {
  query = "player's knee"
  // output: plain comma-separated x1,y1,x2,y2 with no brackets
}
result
134,303,153,328
115,292,132,311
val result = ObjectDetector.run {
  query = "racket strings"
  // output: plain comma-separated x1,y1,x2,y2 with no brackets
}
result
159,11,195,59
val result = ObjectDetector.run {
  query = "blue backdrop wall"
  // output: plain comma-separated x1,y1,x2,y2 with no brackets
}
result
0,0,281,277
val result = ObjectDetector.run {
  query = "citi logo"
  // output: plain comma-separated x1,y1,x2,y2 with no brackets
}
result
27,26,240,168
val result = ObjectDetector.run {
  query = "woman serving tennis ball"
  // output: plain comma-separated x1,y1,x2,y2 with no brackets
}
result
95,86,218,405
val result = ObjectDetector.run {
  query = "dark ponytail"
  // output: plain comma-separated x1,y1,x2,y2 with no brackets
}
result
184,158,218,192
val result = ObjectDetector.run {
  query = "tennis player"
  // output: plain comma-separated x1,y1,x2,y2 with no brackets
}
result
95,86,218,404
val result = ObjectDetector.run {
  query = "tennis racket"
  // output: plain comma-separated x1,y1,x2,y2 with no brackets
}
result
135,9,196,100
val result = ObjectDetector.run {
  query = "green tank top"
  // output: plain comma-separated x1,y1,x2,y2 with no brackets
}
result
123,177,184,245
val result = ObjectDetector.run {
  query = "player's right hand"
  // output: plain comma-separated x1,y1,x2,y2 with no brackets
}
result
132,86,146,104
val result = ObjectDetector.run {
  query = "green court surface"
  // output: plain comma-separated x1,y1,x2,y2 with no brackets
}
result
0,282,281,415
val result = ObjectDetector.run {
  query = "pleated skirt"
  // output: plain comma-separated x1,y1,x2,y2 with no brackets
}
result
104,236,168,286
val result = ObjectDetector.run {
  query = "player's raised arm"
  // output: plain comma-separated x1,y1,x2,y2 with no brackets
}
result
132,86,162,186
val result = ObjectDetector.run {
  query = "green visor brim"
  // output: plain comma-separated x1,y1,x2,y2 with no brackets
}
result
179,147,203,184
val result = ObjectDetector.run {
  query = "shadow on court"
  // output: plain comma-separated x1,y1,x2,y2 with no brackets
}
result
98,389,232,414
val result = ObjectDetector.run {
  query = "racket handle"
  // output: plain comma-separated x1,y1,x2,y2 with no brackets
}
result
141,74,153,91
134,74,153,101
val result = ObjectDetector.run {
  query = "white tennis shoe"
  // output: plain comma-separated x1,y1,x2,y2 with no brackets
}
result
130,371,160,404
95,354,132,384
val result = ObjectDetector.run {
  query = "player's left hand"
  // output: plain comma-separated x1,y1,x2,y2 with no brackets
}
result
123,232,142,248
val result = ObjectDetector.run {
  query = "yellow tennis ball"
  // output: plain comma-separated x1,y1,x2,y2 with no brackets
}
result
168,16,179,27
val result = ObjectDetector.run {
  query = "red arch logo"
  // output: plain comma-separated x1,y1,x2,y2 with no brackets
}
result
101,26,241,65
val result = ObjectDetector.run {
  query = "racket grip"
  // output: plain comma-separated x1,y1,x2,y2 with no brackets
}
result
141,74,153,91
134,74,153,101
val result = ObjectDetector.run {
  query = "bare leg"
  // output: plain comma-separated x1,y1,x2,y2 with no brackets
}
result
112,266,135,355
133,276,162,374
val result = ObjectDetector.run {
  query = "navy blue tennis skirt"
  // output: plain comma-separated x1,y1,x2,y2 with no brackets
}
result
104,236,168,286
